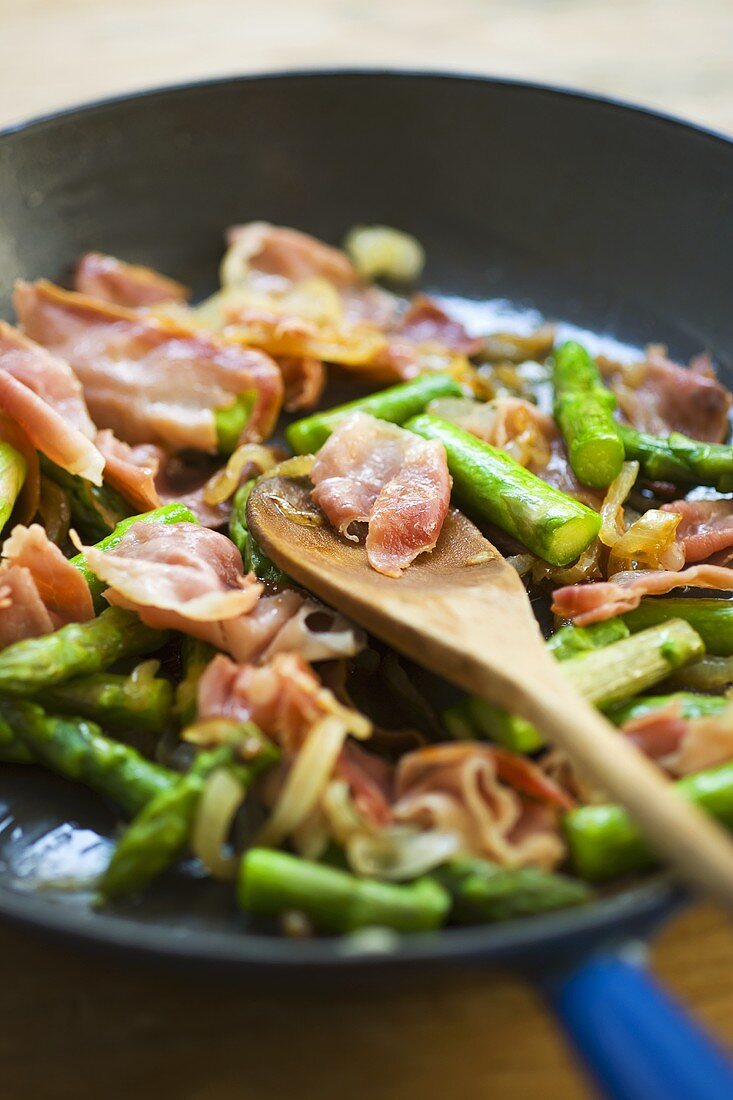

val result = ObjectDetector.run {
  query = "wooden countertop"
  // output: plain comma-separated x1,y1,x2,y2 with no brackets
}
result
1,2,733,1097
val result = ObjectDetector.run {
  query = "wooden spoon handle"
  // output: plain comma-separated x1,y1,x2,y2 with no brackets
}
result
520,678,733,909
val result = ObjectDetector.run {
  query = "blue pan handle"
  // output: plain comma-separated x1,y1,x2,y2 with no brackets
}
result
546,951,733,1100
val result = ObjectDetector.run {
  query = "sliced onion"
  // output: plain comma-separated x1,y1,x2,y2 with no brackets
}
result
203,443,278,506
320,778,368,847
256,714,348,846
608,509,683,574
262,454,315,480
506,553,535,577
343,225,425,282
192,767,246,880
599,460,639,547
347,827,459,881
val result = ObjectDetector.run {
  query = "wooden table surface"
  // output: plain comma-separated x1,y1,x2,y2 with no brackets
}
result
1,2,733,1097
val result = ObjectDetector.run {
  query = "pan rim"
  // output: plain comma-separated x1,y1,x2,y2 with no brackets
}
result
0,66,731,149
0,67,714,968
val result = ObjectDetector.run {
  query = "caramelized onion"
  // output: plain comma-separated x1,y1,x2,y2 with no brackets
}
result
192,767,246,880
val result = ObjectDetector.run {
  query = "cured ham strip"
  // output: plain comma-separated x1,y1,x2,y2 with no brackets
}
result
310,411,451,577
14,280,283,452
224,222,358,287
198,651,368,751
278,356,326,412
3,523,94,623
81,520,263,653
661,499,733,564
392,743,568,870
0,523,94,646
0,322,104,484
95,430,162,512
389,296,483,357
553,564,733,625
622,702,733,777
0,568,55,648
75,253,189,309
600,345,732,443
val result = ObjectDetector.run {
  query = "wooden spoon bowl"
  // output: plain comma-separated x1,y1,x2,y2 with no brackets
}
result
248,474,733,910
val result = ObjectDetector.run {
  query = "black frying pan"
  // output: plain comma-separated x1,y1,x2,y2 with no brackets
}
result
1,71,732,1099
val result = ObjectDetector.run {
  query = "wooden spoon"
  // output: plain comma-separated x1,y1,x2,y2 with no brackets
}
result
248,475,733,907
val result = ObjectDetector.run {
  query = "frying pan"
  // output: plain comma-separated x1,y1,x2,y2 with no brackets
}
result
0,70,732,1098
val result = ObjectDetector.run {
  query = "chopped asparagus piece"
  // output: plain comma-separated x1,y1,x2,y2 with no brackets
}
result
405,414,601,566
565,760,733,880
624,598,733,657
0,607,166,696
0,699,177,816
437,858,593,923
238,849,451,933
553,341,624,488
39,669,174,733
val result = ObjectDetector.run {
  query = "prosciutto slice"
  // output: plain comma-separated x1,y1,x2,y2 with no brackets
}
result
75,253,188,309
225,222,358,287
81,520,263,653
278,356,326,412
0,523,94,647
601,345,732,443
0,568,55,649
95,431,162,512
198,651,351,752
553,564,733,625
14,280,283,452
310,411,451,577
0,322,104,484
392,743,569,870
661,499,733,564
622,701,733,777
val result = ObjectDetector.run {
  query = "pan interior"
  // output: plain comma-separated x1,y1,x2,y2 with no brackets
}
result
1,70,728,966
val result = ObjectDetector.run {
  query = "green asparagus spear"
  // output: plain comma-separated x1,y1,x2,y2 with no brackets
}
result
100,720,280,900
565,760,733,880
175,637,216,726
663,655,733,692
99,744,233,900
230,479,289,585
606,692,728,727
619,424,733,491
0,607,166,696
546,619,631,660
40,455,132,541
442,618,636,753
0,699,177,816
624,598,733,656
70,501,197,609
553,341,624,488
404,414,601,566
0,442,27,535
436,858,593,923
238,849,451,933
215,391,257,455
38,668,174,733
562,618,704,708
286,374,463,455
443,695,545,754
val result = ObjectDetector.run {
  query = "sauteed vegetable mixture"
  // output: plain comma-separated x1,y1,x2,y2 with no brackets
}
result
3,222,733,934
